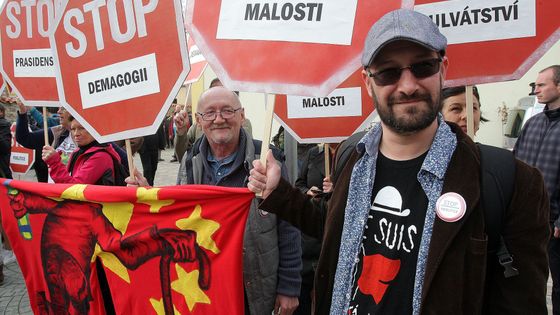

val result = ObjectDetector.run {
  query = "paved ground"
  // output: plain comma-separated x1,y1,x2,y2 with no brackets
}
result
0,147,555,314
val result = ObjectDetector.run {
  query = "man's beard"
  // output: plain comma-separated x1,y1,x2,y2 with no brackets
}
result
374,90,442,134
208,123,234,144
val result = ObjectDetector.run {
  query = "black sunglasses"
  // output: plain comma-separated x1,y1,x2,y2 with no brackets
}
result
367,58,442,86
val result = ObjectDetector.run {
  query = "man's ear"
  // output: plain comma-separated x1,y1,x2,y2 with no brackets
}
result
240,108,245,122
440,56,449,81
362,68,374,98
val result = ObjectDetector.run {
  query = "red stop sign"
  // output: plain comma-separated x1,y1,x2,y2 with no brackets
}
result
274,69,376,143
0,74,5,92
414,0,560,85
9,123,35,175
0,0,61,106
184,33,207,84
49,0,189,142
185,1,405,96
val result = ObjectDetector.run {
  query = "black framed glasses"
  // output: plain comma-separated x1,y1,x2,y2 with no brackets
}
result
367,58,442,86
197,108,242,121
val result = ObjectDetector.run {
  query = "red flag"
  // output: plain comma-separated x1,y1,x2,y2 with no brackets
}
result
0,179,253,314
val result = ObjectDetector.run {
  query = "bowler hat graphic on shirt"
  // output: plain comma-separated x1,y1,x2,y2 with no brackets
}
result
370,186,410,217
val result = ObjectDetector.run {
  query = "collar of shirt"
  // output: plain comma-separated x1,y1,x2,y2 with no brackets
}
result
207,151,238,183
544,105,560,121
357,114,453,180
331,114,457,315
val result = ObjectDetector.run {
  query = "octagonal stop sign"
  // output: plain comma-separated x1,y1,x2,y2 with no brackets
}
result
274,69,376,143
185,0,407,96
50,0,189,142
414,0,560,86
0,0,62,107
9,123,35,175
184,33,207,85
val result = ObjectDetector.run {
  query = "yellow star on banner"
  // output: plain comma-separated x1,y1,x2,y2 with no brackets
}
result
149,297,181,315
60,184,88,200
60,186,135,234
59,186,135,283
100,202,134,234
176,205,220,254
137,187,175,213
171,264,210,311
93,202,138,283
92,245,130,283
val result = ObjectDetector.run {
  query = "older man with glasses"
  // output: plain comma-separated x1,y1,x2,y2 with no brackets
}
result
248,8,549,314
173,81,254,163
130,86,302,315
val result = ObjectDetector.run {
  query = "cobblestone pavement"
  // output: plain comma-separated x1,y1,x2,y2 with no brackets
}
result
0,147,555,314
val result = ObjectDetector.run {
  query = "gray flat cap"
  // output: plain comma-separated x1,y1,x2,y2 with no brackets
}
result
361,9,447,67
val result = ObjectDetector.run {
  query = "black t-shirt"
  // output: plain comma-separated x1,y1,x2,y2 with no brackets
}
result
348,151,428,314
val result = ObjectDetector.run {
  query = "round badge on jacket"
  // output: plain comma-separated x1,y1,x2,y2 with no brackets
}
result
436,192,466,222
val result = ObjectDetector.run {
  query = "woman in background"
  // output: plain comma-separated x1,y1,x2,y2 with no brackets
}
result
42,116,120,185
441,85,488,135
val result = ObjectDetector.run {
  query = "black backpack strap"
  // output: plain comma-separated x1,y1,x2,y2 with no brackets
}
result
332,131,366,183
82,149,128,186
478,143,519,278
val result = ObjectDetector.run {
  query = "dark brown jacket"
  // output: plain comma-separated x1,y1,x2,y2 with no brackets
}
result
260,126,549,314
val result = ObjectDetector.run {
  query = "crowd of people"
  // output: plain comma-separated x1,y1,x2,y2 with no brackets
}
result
1,7,560,315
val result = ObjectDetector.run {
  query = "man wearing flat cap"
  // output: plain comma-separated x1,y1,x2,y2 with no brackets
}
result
248,8,549,314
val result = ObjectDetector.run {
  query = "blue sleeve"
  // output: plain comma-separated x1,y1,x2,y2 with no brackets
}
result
16,112,54,149
276,161,302,296
28,107,42,122
29,107,59,128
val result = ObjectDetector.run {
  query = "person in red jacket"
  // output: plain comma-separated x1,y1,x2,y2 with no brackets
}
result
42,116,120,185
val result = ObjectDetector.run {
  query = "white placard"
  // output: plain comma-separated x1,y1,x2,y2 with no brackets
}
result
10,152,30,165
13,49,56,78
190,44,205,64
217,1,358,45
287,87,361,119
78,53,160,109
187,33,205,63
415,0,536,45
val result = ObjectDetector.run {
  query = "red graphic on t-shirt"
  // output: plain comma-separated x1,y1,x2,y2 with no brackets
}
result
357,254,401,304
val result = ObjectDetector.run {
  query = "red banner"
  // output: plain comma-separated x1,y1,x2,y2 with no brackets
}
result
0,179,253,314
